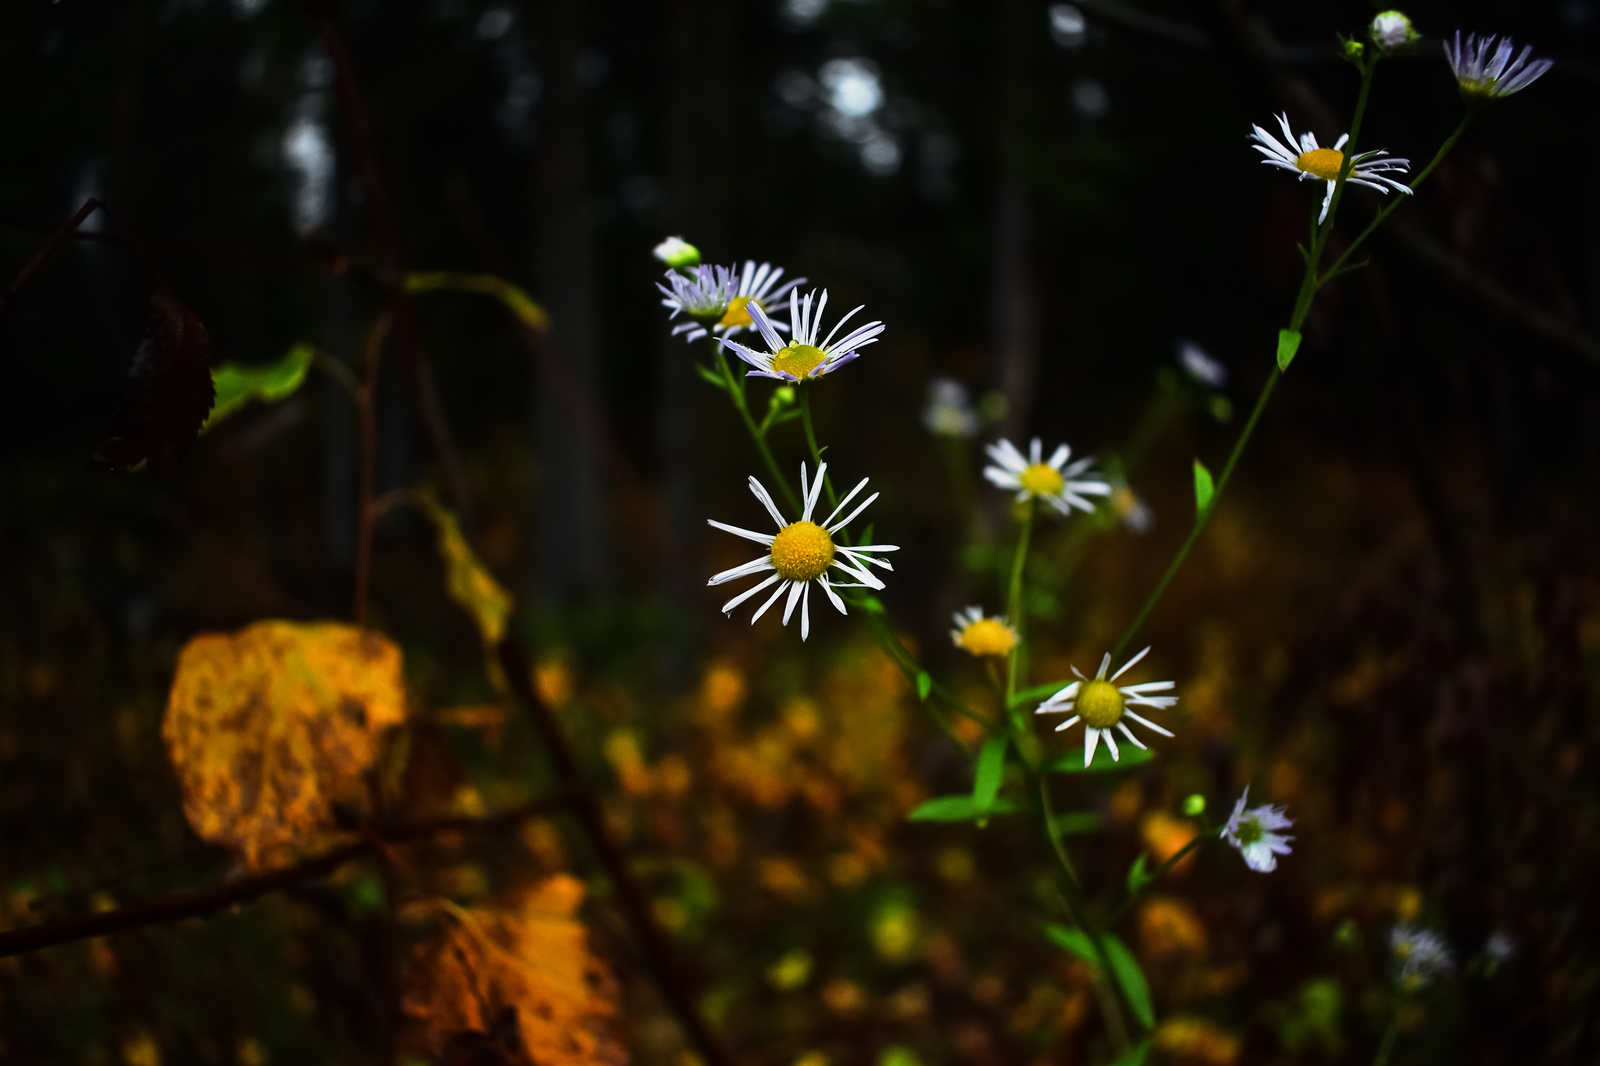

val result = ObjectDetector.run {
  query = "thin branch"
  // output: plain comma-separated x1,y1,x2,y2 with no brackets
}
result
496,636,735,1066
0,797,570,961
352,306,394,626
0,199,168,317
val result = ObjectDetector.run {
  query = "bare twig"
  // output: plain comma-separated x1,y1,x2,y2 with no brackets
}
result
352,307,394,626
0,797,570,961
0,199,168,317
497,637,734,1066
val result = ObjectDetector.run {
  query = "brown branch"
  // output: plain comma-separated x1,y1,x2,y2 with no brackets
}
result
0,199,168,317
0,797,570,961
497,637,734,1066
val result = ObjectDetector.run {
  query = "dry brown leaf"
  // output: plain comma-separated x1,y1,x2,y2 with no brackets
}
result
403,875,626,1066
162,620,407,868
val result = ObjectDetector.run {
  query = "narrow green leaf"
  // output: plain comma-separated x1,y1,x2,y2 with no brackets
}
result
1042,924,1098,967
907,795,1022,822
1192,459,1215,517
973,736,1007,813
1102,933,1155,1030
1126,853,1152,898
203,343,314,432
695,362,729,390
1047,744,1154,774
915,671,932,702
1056,811,1103,836
1008,679,1073,710
1108,1039,1152,1066
1276,328,1303,371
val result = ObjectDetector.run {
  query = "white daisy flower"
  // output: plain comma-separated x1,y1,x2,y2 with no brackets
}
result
1444,32,1553,99
658,264,739,339
1370,11,1419,55
670,260,808,344
721,289,885,382
653,235,701,269
707,462,899,641
1249,113,1413,223
950,606,1018,658
1035,647,1177,766
923,376,979,438
1220,785,1295,873
1390,924,1455,990
983,437,1111,516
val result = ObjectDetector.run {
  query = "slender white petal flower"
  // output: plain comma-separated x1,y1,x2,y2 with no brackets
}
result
1249,112,1413,223
984,437,1111,516
950,607,1018,658
721,288,885,382
653,235,701,269
923,376,979,438
670,260,808,344
1390,924,1455,990
1219,785,1295,873
658,264,739,339
707,462,899,640
1035,647,1177,766
1444,32,1553,99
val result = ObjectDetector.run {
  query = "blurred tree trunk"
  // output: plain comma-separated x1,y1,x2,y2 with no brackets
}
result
991,0,1041,446
532,0,611,604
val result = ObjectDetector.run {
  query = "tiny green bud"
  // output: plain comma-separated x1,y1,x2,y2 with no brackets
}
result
773,385,796,407
652,235,700,270
1182,793,1206,817
1369,11,1420,55
1341,38,1366,62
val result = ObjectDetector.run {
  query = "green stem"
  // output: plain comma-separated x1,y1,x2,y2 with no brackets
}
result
798,383,840,511
1372,1013,1401,1066
711,337,799,513
855,605,993,743
1322,108,1477,283
1004,501,1035,706
1107,825,1210,928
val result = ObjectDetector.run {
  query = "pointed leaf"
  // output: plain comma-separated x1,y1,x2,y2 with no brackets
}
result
1126,853,1153,898
1276,328,1303,371
1047,744,1154,774
1109,1039,1152,1066
1043,923,1099,967
695,363,728,390
973,736,1007,813
908,795,1022,822
204,343,314,432
915,671,932,702
1102,933,1155,1030
418,490,514,647
90,286,215,474
1192,459,1215,517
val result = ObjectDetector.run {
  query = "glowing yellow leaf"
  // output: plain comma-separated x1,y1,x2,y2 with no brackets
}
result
418,490,513,647
402,875,625,1066
162,620,407,868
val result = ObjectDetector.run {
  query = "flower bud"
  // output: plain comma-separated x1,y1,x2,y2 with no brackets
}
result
1182,793,1206,817
1341,37,1366,62
652,235,700,270
1369,11,1419,55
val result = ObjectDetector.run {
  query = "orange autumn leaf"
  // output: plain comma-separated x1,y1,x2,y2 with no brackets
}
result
402,875,625,1066
162,620,407,868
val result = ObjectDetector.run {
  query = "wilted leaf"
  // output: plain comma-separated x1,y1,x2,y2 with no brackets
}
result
418,490,513,647
403,875,625,1066
162,620,406,867
91,286,215,474
203,343,314,432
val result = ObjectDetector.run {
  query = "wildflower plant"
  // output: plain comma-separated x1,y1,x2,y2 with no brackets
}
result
654,10,1551,1059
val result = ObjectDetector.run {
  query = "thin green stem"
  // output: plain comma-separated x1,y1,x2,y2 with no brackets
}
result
1107,827,1210,928
854,605,992,744
1004,502,1035,708
710,337,799,513
798,384,840,511
1322,108,1476,283
1372,1013,1401,1066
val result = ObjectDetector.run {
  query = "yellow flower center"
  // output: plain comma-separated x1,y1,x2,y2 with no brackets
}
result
1077,679,1125,729
718,295,760,328
1018,463,1065,497
1296,147,1344,181
771,343,828,379
769,521,836,582
957,618,1018,657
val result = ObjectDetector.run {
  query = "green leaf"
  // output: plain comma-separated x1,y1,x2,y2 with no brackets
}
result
1056,811,1103,837
1008,680,1073,709
1126,853,1152,898
1047,744,1154,774
973,736,1007,813
203,343,313,432
1102,933,1155,1030
908,795,1022,822
1276,328,1303,371
1192,459,1215,517
915,671,932,702
1108,1039,1152,1066
695,362,728,390
1042,923,1098,967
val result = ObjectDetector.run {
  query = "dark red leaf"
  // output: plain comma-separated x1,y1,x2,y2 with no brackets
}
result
89,286,215,474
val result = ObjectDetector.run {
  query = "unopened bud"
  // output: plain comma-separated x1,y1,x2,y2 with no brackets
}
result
653,235,700,269
1342,38,1366,62
1370,11,1419,55
1182,793,1206,817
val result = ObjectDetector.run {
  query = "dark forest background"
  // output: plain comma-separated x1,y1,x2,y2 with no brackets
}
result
2,0,1599,1063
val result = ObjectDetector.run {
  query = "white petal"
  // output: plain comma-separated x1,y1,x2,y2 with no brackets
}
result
708,555,776,586
1116,722,1148,750
750,579,791,622
1052,715,1082,732
800,583,811,640
822,478,870,528
747,476,789,529
826,491,879,534
1122,710,1175,738
721,572,782,614
1111,645,1151,680
781,579,806,625
1103,729,1121,761
1083,728,1101,767
1095,652,1112,680
820,575,848,614
707,519,775,546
